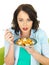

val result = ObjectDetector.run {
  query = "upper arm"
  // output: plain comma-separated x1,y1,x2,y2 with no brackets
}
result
40,31,49,58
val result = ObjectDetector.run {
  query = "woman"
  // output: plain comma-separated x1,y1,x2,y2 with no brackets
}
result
4,4,49,65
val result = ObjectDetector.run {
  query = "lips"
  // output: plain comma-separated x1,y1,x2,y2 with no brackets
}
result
23,27,28,31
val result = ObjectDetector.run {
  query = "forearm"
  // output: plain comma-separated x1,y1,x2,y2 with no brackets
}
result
31,50,49,65
4,44,14,65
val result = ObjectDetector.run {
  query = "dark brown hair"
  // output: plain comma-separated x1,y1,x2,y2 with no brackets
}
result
11,4,40,35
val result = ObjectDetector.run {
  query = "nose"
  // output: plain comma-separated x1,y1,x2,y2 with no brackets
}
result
23,21,27,26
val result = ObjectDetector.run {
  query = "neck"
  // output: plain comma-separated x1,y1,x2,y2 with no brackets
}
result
20,31,31,38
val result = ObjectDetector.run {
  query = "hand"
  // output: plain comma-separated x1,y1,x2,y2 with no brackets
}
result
4,29,14,45
23,46,35,55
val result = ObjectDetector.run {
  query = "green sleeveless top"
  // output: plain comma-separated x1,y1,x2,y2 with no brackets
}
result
17,47,31,65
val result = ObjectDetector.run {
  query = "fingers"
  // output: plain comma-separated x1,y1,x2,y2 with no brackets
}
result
5,33,13,40
22,45,33,49
29,46,33,48
4,29,12,36
4,29,14,44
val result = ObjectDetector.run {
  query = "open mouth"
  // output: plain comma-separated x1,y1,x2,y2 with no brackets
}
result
23,27,28,31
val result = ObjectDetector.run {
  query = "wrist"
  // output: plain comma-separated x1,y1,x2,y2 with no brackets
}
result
30,49,36,55
9,43,14,52
10,43,14,47
10,41,14,45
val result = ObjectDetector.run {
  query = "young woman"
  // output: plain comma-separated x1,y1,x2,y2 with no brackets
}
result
4,4,49,65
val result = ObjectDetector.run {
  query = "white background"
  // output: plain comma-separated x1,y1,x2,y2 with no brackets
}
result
0,0,49,48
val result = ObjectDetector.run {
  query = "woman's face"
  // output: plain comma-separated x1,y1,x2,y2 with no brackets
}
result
17,11,33,33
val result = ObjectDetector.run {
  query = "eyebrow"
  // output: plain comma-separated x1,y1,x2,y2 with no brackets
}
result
18,18,30,19
18,18,23,19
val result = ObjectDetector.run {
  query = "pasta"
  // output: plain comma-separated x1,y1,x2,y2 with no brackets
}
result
16,38,35,46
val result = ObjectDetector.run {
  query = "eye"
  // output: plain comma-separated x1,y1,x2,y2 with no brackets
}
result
18,19,23,22
27,19,31,22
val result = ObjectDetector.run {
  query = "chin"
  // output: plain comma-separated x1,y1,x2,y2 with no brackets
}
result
22,29,30,33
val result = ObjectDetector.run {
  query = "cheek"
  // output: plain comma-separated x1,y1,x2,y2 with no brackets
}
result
18,22,23,28
28,22,33,27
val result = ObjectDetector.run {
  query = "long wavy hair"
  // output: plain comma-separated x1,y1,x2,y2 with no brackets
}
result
11,4,40,35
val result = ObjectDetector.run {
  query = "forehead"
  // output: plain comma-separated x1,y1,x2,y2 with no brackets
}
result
17,11,30,19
